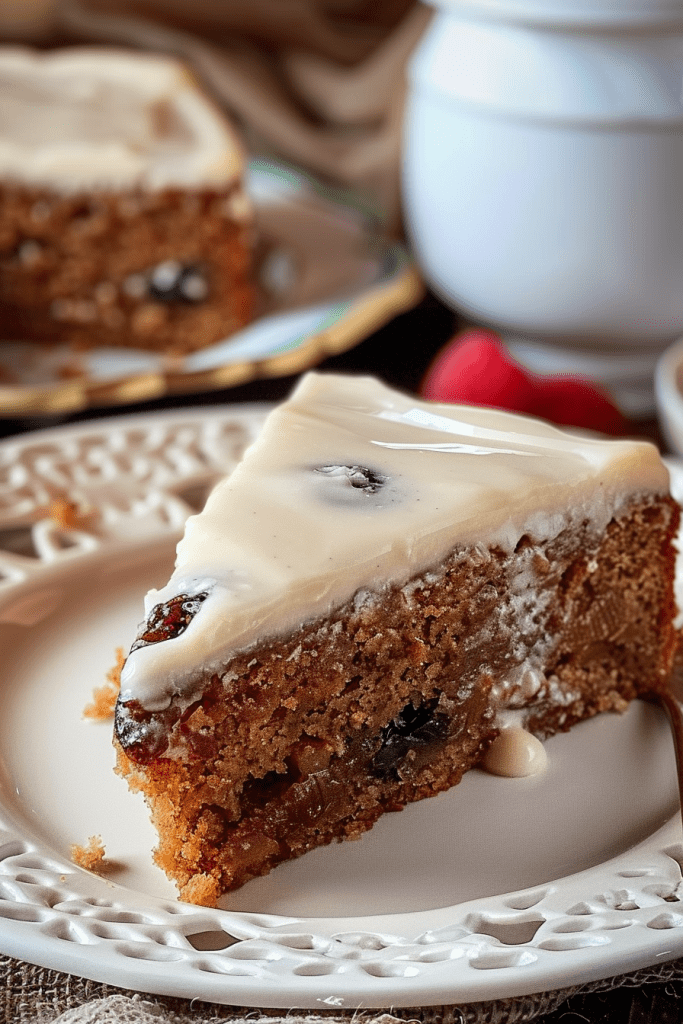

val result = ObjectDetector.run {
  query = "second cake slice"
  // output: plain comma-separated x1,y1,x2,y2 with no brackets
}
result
0,45,253,353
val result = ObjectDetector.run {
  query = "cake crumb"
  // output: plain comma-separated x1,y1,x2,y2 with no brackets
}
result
70,835,107,873
179,873,221,908
84,647,124,720
44,495,98,530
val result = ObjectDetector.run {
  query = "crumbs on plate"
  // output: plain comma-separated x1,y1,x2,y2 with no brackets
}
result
180,872,221,908
46,495,98,530
70,835,107,873
83,647,124,720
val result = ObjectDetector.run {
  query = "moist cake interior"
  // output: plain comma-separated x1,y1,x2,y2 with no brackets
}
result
0,45,252,352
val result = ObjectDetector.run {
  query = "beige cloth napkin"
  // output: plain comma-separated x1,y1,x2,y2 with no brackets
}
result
11,954,683,1024
0,0,432,232
37,999,405,1024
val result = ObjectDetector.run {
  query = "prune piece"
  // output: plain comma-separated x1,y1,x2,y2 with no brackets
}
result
130,592,208,652
114,698,181,761
314,464,386,493
148,260,209,304
371,697,449,781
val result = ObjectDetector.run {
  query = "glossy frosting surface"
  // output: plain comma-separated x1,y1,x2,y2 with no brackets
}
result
0,46,242,191
121,372,669,710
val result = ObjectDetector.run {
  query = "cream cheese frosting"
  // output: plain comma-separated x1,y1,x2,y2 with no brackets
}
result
482,726,548,777
120,372,670,711
0,46,242,191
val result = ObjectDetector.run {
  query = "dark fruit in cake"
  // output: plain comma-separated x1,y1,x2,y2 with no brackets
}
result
148,261,209,304
371,697,450,781
130,593,208,652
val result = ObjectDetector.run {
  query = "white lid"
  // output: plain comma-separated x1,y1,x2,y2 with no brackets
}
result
420,0,683,28
409,11,683,123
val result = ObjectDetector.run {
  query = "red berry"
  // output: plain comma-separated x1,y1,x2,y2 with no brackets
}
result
533,379,628,436
422,329,535,410
421,328,628,435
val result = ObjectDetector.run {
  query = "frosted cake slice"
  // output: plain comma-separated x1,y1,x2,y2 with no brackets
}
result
114,372,679,906
0,45,252,353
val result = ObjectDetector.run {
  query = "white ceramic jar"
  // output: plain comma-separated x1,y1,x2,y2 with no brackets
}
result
403,0,683,416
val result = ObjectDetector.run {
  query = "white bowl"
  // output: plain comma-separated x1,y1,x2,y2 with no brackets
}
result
655,336,683,455
403,5,683,419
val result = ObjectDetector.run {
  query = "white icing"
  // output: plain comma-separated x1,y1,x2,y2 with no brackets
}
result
492,667,548,709
0,46,242,191
482,727,548,778
120,372,670,710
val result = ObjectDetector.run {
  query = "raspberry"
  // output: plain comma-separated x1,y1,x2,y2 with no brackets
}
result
421,328,628,435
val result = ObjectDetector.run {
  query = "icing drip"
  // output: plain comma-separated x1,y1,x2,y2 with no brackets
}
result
482,728,548,778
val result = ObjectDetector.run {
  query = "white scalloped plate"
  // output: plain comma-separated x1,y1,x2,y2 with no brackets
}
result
0,408,682,1010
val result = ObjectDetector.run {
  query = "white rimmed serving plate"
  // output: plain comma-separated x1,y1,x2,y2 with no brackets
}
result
0,407,682,1009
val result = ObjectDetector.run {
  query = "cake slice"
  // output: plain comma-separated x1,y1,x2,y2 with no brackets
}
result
114,372,679,906
0,45,252,353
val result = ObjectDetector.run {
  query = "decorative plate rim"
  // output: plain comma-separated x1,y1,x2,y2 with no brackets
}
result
0,408,682,1010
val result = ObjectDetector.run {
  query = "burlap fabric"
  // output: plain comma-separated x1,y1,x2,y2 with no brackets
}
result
5,954,683,1024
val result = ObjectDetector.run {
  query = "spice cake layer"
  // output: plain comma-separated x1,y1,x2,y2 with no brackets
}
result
0,46,252,352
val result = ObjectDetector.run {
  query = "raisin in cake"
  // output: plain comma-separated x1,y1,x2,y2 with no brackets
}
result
0,46,252,353
114,372,679,906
